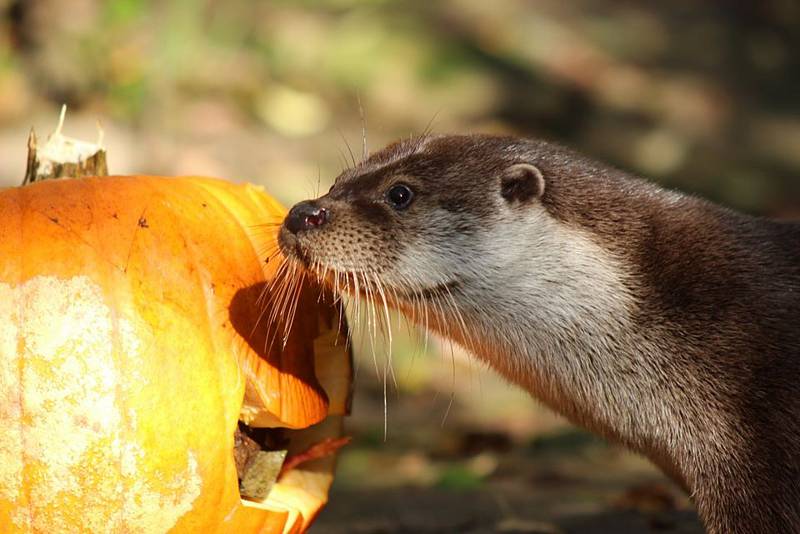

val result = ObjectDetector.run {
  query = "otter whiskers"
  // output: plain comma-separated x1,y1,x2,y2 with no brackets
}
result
258,234,481,437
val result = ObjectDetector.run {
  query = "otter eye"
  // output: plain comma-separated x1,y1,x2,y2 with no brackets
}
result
386,183,414,210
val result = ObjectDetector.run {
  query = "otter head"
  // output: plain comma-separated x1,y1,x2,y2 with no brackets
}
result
277,134,648,444
277,135,550,317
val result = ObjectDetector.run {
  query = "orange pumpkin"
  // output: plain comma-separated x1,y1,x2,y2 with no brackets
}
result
0,176,351,533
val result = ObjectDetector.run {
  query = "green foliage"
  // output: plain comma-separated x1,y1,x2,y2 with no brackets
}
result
435,464,485,491
103,0,146,25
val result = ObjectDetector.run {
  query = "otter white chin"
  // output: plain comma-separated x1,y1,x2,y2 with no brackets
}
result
277,134,800,533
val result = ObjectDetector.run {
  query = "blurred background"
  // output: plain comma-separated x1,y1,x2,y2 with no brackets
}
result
1,1,799,532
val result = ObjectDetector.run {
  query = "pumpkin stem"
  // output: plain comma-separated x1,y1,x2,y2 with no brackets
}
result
23,104,109,185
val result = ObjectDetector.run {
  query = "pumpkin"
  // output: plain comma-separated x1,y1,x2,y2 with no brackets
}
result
0,176,352,533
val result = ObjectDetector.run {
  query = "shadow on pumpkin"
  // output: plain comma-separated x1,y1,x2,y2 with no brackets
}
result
229,279,333,427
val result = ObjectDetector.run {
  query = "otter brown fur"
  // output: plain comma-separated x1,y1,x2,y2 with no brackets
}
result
277,134,800,533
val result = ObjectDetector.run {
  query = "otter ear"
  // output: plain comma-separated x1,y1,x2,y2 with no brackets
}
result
500,163,545,203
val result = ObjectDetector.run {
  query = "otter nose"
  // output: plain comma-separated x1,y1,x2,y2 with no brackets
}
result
284,201,328,234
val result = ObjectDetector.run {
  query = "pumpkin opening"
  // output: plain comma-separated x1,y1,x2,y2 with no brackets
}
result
228,278,353,530
228,275,352,503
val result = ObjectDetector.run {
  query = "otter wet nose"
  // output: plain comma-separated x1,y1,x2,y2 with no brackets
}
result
285,201,328,234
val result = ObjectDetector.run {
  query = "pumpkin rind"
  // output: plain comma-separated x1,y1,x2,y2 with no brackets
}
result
0,176,351,533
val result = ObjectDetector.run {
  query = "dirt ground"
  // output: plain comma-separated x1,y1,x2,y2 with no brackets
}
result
315,488,702,533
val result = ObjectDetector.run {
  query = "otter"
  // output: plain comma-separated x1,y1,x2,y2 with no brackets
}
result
276,134,800,533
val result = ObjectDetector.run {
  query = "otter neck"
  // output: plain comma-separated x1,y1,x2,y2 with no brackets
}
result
401,212,739,490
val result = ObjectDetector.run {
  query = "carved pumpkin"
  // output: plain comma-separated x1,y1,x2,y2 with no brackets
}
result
0,176,351,533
